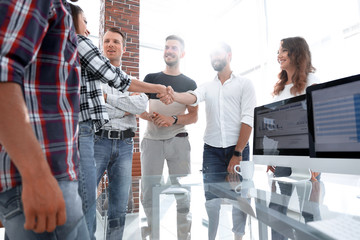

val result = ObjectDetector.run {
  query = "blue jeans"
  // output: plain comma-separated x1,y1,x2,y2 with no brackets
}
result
202,143,250,239
0,181,89,240
78,120,97,240
94,134,133,240
202,143,250,200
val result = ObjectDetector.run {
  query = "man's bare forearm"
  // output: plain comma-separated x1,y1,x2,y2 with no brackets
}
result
173,92,197,105
176,105,198,125
235,123,252,153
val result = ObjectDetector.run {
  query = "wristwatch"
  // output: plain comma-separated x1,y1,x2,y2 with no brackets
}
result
233,150,242,157
172,115,178,125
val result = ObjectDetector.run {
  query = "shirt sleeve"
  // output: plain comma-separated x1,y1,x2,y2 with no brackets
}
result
107,93,148,115
77,35,131,92
240,78,257,127
190,79,198,90
0,1,52,85
307,73,320,86
143,74,152,83
106,104,126,119
188,83,207,106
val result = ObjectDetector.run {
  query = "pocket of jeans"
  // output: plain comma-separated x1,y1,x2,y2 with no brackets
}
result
0,188,23,221
79,122,94,137
94,134,101,143
204,143,210,150
124,138,133,145
140,138,146,152
242,144,250,161
186,138,191,152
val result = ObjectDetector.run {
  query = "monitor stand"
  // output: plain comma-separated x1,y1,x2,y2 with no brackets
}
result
271,168,312,183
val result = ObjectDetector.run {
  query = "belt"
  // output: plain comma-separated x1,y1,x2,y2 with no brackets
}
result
175,132,188,137
95,129,135,140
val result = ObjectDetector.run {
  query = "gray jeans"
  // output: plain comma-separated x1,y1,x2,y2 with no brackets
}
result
140,137,192,240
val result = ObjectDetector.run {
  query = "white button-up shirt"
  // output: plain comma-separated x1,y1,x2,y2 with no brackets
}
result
190,72,256,148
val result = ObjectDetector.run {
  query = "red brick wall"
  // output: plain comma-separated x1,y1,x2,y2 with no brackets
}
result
100,0,141,213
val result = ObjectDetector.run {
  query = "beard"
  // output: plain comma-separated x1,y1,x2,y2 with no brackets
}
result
211,58,227,71
164,54,178,67
165,59,178,67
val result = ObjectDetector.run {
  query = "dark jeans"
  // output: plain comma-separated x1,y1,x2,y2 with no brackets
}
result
202,143,250,239
202,143,250,200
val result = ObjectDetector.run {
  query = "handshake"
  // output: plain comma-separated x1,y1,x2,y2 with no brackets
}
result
157,86,175,105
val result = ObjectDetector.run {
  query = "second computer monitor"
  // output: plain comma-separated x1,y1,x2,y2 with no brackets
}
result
306,74,360,175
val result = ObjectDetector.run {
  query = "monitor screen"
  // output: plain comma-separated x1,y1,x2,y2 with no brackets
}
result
253,94,309,156
306,74,360,158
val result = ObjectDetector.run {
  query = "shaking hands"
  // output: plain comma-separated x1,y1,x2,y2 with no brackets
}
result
157,86,174,105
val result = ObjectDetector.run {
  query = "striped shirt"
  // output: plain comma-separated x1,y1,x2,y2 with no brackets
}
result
0,0,80,192
77,35,132,131
102,78,148,132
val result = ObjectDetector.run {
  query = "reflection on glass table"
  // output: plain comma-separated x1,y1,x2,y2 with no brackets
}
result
94,165,360,240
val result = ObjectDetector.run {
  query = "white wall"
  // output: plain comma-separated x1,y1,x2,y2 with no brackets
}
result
80,0,360,172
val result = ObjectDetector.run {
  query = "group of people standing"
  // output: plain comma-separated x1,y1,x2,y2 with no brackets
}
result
0,1,319,240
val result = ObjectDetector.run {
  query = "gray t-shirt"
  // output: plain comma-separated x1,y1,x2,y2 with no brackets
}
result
143,72,197,140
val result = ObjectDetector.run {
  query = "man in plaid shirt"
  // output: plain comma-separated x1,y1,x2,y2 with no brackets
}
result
94,27,148,239
0,0,89,239
69,4,174,238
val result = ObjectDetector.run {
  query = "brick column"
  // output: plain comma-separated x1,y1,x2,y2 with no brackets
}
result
100,0,141,213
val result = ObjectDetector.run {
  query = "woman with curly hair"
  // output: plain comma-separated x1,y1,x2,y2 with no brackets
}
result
268,36,321,240
273,36,317,99
268,36,320,178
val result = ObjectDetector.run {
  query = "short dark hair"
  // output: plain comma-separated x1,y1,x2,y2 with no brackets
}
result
106,27,126,47
68,3,83,34
215,42,232,54
166,35,185,50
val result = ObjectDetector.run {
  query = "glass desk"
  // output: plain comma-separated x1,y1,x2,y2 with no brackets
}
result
96,165,360,240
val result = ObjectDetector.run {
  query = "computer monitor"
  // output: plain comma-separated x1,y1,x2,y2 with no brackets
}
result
306,74,360,175
253,94,312,182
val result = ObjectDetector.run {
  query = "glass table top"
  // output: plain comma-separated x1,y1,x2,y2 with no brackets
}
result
94,165,360,240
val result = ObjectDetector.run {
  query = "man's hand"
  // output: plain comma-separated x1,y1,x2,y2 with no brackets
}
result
22,173,66,233
103,92,107,102
157,86,174,105
227,156,242,174
139,112,154,121
167,85,174,96
0,83,66,233
266,165,275,173
151,112,172,127
310,171,320,182
226,173,241,191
